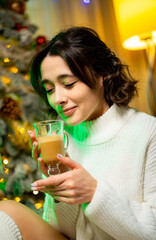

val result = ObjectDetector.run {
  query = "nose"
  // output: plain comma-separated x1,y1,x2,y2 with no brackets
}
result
54,87,67,106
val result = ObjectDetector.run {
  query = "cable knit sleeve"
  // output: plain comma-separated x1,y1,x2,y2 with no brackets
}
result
84,122,156,240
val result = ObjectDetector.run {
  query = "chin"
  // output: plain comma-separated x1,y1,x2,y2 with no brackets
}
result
64,117,83,126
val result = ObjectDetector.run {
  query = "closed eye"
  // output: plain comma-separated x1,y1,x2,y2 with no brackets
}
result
64,81,77,88
44,87,54,94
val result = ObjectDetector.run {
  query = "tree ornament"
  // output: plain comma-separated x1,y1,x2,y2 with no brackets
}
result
36,36,47,52
0,96,21,120
15,23,22,31
8,120,33,152
36,36,47,46
8,0,26,15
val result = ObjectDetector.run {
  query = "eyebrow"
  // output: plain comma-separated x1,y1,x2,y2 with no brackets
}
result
42,74,75,85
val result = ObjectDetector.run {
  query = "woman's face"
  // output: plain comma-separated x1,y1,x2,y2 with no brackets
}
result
41,55,108,126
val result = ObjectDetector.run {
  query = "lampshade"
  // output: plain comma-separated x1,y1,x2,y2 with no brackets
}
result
113,0,156,50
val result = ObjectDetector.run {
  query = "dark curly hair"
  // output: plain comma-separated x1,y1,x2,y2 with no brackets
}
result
30,26,138,115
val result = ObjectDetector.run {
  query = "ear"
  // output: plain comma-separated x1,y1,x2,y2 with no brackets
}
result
99,76,104,87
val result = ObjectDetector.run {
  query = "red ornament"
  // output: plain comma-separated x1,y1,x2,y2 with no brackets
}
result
15,23,22,31
36,36,47,46
15,23,28,31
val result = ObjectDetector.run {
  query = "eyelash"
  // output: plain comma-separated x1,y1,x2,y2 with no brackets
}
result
45,81,77,94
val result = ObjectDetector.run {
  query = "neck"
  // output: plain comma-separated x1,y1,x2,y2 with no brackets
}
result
65,104,136,145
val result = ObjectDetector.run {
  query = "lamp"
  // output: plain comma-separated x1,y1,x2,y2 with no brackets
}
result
113,0,156,116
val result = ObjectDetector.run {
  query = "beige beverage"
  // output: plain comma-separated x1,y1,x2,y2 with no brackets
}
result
38,135,64,165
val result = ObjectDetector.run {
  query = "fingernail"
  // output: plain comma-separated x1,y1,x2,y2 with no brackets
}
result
27,130,31,135
31,182,38,187
31,186,38,191
57,154,63,158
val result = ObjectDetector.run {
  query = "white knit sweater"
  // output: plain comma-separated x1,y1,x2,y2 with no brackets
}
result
43,104,156,240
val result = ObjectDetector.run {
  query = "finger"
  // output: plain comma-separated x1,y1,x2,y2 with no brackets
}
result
57,154,81,170
32,141,40,161
38,158,49,177
31,171,71,187
46,190,73,197
27,130,37,146
53,196,75,204
40,183,66,192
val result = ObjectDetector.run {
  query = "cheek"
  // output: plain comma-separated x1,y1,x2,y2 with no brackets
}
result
47,95,56,109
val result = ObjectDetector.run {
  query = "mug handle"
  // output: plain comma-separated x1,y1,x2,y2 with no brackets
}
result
64,131,69,150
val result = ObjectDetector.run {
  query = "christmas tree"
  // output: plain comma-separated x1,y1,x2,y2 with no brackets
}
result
0,0,50,215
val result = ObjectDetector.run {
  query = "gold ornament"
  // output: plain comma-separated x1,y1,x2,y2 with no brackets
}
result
8,121,33,152
8,0,26,15
0,96,21,120
24,163,31,173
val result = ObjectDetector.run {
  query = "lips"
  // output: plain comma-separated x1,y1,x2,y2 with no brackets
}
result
61,106,77,116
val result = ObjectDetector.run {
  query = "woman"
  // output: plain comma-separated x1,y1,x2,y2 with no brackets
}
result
0,27,156,240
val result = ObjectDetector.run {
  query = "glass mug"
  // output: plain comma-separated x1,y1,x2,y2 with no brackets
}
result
33,120,68,176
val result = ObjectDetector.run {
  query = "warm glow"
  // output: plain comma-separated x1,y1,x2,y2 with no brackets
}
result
3,158,9,165
6,44,11,48
123,31,156,50
10,66,18,73
19,127,25,134
15,197,21,202
113,0,156,50
24,74,30,80
35,202,43,209
17,126,25,134
1,76,11,85
33,191,39,195
4,168,9,174
4,58,10,63
0,178,4,183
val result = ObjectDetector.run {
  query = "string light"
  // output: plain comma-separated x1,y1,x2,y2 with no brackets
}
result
82,0,91,4
0,178,4,183
14,197,21,202
3,158,9,165
4,168,9,174
4,57,11,63
9,66,18,73
24,74,30,80
35,202,43,209
19,127,25,134
33,191,39,195
1,76,11,85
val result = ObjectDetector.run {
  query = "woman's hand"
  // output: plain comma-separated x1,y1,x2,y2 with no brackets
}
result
31,155,97,204
37,153,71,177
27,130,40,161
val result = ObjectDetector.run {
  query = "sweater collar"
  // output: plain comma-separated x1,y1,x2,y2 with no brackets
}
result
65,104,136,145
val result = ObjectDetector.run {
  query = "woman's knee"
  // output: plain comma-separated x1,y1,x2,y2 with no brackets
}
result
0,200,67,240
0,201,23,240
0,200,25,218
